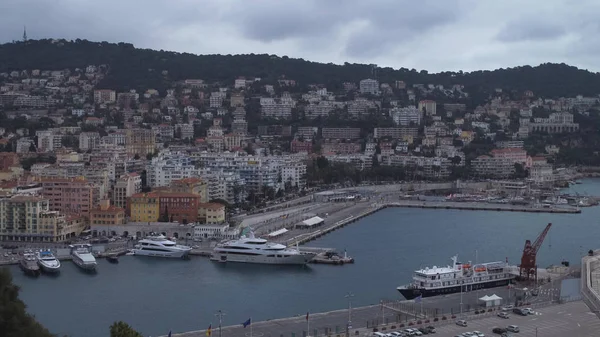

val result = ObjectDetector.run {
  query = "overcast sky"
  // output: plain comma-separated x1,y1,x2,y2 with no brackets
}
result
2,0,599,73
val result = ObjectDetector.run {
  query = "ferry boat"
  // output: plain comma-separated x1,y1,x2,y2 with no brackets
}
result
210,231,316,265
397,255,514,300
36,250,61,273
69,244,97,271
20,251,41,276
132,234,192,258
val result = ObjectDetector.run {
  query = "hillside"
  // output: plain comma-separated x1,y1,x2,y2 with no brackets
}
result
2,39,600,99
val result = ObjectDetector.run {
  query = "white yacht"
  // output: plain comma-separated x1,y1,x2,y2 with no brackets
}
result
132,234,192,258
210,231,316,265
36,250,61,273
69,244,97,271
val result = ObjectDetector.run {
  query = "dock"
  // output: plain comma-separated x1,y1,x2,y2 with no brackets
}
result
384,200,582,214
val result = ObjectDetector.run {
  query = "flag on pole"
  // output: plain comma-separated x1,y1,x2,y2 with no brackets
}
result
306,312,309,321
168,331,172,337
415,295,422,303
242,318,251,328
206,324,212,337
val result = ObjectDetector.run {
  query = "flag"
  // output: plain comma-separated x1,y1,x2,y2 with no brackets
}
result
168,331,172,337
306,312,309,321
415,295,422,303
206,324,212,337
242,318,251,328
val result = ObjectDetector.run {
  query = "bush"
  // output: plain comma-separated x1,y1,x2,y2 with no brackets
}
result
372,328,378,332
474,310,479,314
417,320,422,324
424,319,430,323
451,315,456,319
399,323,405,328
381,327,386,331
433,318,439,322
408,322,414,326
391,326,396,329
488,309,493,312
442,316,447,320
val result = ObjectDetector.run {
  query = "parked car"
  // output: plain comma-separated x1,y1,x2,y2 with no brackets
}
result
506,325,520,333
501,305,514,311
417,327,429,335
531,289,538,296
425,326,436,333
512,308,527,316
456,319,468,327
492,327,507,334
497,312,510,319
522,308,533,315
473,331,485,337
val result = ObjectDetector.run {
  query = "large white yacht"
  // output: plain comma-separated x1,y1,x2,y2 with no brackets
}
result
132,234,192,258
210,231,316,265
69,244,97,271
36,250,61,273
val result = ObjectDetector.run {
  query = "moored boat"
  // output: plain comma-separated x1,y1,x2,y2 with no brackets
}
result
36,250,61,273
132,234,191,258
210,230,316,265
20,251,41,276
397,255,514,300
69,244,97,271
106,253,119,263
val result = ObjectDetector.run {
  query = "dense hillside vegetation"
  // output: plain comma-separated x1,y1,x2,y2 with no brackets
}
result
2,39,600,99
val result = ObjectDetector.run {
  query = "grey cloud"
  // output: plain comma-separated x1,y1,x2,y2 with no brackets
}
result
496,19,566,42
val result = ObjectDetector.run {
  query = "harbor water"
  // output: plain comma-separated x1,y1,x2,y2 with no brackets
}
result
8,179,600,337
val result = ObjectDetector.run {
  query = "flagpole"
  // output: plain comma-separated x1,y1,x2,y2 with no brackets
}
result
250,317,253,337
307,312,310,336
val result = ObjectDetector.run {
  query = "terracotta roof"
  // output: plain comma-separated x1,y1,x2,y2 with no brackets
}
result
131,192,159,198
201,202,225,210
91,205,125,214
157,192,199,198
173,177,203,184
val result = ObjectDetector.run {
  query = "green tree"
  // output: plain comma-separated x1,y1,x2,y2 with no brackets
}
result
109,321,143,337
0,268,55,337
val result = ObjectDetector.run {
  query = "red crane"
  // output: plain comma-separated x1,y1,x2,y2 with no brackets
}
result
519,223,552,282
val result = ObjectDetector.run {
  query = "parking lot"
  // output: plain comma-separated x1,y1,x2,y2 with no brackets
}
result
433,301,599,337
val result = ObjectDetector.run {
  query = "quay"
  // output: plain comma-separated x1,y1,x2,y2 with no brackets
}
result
383,200,582,214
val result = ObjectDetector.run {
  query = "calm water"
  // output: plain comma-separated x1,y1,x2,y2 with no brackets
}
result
8,179,600,337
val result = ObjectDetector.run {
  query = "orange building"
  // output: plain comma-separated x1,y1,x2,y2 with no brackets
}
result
90,200,126,227
157,192,200,224
38,177,97,218
169,177,208,203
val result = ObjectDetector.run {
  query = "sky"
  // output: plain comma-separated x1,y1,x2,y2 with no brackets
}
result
1,0,599,73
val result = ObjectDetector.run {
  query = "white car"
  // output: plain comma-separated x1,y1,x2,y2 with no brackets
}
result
501,305,514,311
522,307,534,315
473,331,485,337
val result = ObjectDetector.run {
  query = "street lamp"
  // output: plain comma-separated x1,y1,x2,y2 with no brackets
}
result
345,292,354,337
215,310,226,337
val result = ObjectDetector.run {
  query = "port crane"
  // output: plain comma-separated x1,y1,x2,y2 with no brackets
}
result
519,223,552,282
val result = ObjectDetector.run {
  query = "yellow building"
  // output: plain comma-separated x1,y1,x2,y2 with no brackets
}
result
198,203,226,224
126,128,156,157
129,192,160,222
90,200,126,226
170,178,208,203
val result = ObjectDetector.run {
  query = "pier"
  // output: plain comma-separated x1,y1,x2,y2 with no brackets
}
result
383,200,582,214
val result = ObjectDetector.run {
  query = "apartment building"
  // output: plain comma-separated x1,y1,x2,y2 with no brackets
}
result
373,127,419,139
94,89,116,104
418,100,437,116
260,93,296,119
38,177,97,218
79,132,101,151
113,173,142,210
326,154,373,171
390,106,422,126
347,98,378,119
359,79,380,95
382,155,451,179
90,200,125,227
209,92,226,108
197,203,226,225
281,162,307,189
36,130,62,153
322,142,361,154
471,155,515,178
321,128,361,140
157,192,200,224
198,169,244,204
170,177,208,203
529,112,579,133
129,192,160,222
126,128,156,157
290,140,313,153
145,151,197,187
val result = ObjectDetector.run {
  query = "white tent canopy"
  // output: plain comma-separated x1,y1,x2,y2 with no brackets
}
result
301,216,324,227
268,228,288,237
479,294,503,307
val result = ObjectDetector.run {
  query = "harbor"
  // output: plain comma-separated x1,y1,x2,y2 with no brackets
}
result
2,180,600,337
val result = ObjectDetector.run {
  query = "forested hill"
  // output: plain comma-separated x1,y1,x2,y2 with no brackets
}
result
2,39,600,98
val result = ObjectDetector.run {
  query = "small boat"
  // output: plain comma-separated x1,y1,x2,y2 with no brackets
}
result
106,253,119,263
20,251,41,276
36,250,61,273
125,250,135,256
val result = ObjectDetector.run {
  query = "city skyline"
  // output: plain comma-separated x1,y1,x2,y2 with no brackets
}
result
2,0,600,73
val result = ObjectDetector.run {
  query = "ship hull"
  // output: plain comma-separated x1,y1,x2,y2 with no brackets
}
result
210,252,316,265
397,279,511,300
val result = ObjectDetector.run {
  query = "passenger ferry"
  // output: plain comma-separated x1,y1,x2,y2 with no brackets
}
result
397,255,514,300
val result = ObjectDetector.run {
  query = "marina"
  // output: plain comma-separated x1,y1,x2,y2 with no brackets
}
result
2,180,599,337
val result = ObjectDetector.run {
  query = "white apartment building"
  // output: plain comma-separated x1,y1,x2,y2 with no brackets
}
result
326,154,373,171
209,92,226,108
198,169,245,204
348,98,378,119
359,79,380,95
260,93,296,119
418,100,437,116
389,106,422,126
471,155,515,178
36,130,61,153
281,163,306,189
79,132,101,151
146,151,197,187
94,89,116,104
305,101,343,119
529,112,579,133
382,155,451,179
16,138,34,153
176,124,194,140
